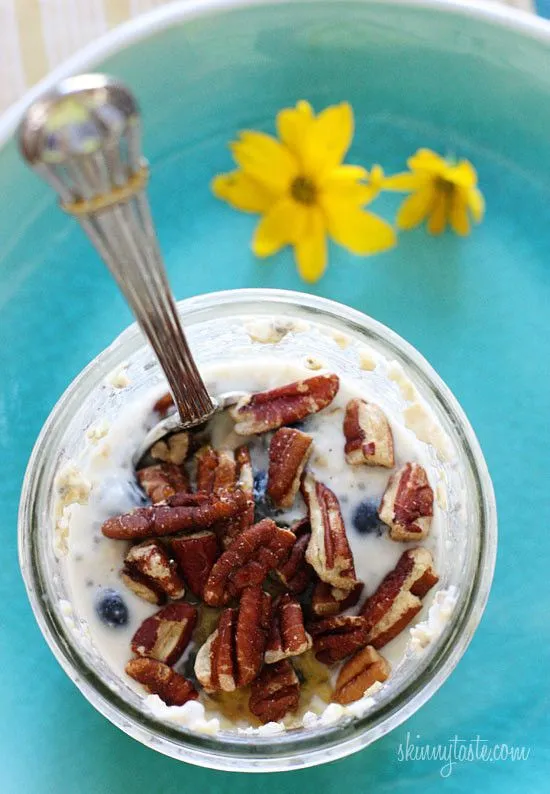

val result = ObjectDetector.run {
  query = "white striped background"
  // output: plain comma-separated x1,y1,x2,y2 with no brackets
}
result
0,0,536,114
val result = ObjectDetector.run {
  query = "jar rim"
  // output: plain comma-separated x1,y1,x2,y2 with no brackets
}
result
18,288,497,771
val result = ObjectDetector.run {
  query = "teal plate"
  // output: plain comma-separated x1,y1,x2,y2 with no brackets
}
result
1,1,549,791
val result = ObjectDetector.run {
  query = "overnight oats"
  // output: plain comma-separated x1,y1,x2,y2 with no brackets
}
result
54,322,460,735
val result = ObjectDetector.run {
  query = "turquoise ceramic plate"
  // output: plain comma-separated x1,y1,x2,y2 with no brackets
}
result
2,1,548,791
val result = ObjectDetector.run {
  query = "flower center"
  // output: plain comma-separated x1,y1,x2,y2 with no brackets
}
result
434,176,455,195
291,176,317,205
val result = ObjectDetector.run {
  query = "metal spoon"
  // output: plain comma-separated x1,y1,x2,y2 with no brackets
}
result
18,74,245,463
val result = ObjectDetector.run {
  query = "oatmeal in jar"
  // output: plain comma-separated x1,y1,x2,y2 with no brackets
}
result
56,325,458,735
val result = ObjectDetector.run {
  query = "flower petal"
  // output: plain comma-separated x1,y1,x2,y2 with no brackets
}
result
396,187,434,230
231,131,298,194
467,186,485,222
326,164,369,182
408,148,449,175
302,102,354,176
320,164,376,206
324,198,396,255
276,101,314,162
381,171,424,192
252,198,306,258
368,164,386,189
447,160,478,188
211,170,275,213
359,164,387,205
294,207,327,282
449,190,470,236
427,191,448,235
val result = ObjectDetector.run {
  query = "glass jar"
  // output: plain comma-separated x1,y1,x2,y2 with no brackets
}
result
18,289,496,771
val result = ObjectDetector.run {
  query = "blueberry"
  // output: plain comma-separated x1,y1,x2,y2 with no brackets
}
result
352,499,384,535
253,470,268,501
253,470,280,521
95,588,129,627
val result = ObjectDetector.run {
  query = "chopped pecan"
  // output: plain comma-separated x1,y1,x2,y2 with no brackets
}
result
360,547,439,648
274,519,313,594
333,646,390,705
153,391,175,417
150,431,190,465
196,446,236,493
307,615,370,664
219,445,256,549
311,580,364,618
343,399,394,468
169,531,219,597
265,594,312,663
267,428,313,508
203,519,296,606
136,463,190,504
122,541,185,602
302,474,358,591
125,657,198,706
249,660,300,724
194,586,271,691
131,602,197,665
121,568,166,605
379,463,434,541
102,488,250,540
229,373,339,435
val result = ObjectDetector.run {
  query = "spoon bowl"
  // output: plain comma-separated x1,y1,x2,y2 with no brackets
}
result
134,389,248,465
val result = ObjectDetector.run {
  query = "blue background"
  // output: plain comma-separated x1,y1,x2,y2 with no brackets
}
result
1,2,549,791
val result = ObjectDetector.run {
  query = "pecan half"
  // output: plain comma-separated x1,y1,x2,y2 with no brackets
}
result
333,646,390,705
379,463,434,541
249,660,300,724
194,586,271,691
311,580,364,618
137,463,190,504
194,609,236,692
125,658,198,706
203,519,296,606
102,488,250,540
150,431,190,465
122,541,185,602
229,373,339,435
265,594,312,663
267,428,313,509
274,519,313,594
302,474,358,591
169,531,219,598
307,615,370,664
360,547,439,648
343,399,394,468
131,602,197,665
237,585,273,685
196,446,236,493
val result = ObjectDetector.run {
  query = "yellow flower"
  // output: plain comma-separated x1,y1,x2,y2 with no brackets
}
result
383,148,485,236
212,101,395,282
